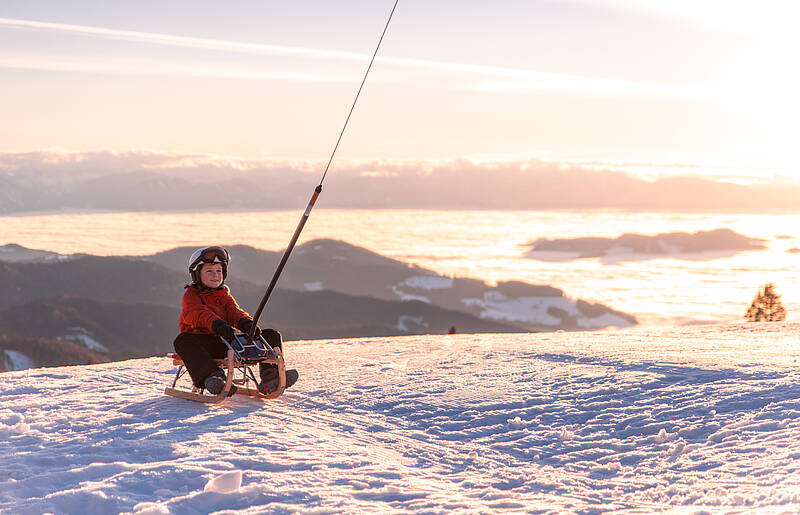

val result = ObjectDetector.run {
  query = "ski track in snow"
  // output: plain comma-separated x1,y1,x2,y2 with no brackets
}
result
2,324,800,514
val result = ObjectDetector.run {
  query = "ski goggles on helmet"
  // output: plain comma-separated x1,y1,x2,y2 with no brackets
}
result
198,246,229,264
188,246,230,272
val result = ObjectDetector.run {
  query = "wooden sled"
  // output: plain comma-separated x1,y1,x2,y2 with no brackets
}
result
164,333,286,403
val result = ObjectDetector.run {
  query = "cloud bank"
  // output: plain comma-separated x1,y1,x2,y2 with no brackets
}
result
1,150,798,213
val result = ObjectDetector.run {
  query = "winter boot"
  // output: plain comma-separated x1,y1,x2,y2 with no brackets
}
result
285,369,299,389
204,370,226,395
258,363,279,394
257,365,299,394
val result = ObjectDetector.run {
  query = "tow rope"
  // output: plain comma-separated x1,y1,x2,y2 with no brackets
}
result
247,0,400,341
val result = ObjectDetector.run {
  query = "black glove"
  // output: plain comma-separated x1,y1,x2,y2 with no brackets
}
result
237,317,262,340
211,319,235,342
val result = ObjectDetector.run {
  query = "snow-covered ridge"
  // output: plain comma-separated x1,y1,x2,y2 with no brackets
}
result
2,323,800,513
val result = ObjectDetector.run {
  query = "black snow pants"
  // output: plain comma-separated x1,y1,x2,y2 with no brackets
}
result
173,329,283,388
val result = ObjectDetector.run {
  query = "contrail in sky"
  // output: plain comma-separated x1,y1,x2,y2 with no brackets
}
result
0,17,367,60
0,17,699,98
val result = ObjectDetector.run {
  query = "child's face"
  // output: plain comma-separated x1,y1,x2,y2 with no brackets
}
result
200,262,224,288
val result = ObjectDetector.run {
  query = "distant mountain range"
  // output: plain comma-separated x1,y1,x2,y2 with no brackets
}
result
0,239,636,371
143,239,635,331
2,151,800,212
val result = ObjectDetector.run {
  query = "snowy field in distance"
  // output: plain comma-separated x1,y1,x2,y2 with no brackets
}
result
2,323,800,514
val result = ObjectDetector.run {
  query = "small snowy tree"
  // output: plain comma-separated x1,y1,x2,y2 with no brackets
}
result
745,283,786,322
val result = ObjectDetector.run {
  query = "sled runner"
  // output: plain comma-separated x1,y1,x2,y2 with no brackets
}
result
164,332,287,403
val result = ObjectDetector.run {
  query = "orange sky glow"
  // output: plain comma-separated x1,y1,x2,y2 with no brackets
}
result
0,1,797,184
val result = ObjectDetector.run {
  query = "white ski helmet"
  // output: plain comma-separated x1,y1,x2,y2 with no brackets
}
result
188,246,230,285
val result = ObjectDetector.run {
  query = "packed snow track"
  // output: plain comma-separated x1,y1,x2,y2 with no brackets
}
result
2,324,800,513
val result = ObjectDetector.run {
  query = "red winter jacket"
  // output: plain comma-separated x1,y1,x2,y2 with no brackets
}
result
178,285,251,334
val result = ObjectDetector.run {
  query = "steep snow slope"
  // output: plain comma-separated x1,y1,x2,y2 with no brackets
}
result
2,324,800,514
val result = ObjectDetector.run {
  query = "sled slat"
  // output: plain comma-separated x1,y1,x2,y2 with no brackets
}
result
164,349,236,404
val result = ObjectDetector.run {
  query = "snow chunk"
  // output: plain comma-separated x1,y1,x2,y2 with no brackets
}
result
590,462,622,476
669,441,686,457
204,470,242,494
0,410,30,435
507,417,527,429
654,428,673,443
558,427,574,440
133,502,170,515
11,421,30,434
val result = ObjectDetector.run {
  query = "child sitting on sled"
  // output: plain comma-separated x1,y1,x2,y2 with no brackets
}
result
172,246,288,395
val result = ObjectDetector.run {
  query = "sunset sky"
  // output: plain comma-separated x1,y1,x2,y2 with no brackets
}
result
1,1,797,183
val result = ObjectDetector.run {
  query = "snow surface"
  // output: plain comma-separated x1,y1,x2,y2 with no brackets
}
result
2,323,800,514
